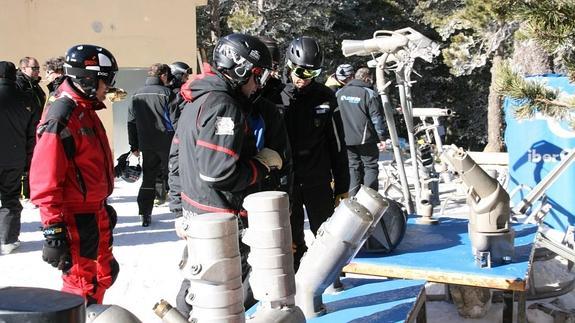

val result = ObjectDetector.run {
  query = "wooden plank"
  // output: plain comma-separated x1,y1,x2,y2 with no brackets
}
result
343,262,526,291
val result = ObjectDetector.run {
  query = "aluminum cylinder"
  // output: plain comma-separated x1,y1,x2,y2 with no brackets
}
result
184,213,245,323
295,199,373,318
242,192,295,303
243,192,305,323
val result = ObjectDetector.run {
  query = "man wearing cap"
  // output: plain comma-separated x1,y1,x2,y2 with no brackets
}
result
325,63,354,92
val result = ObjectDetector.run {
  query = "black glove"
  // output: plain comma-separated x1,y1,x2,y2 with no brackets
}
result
42,223,72,272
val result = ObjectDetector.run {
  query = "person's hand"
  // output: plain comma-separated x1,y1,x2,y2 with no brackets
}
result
106,87,128,102
42,223,72,272
377,141,387,152
175,216,188,240
253,148,283,171
335,192,349,208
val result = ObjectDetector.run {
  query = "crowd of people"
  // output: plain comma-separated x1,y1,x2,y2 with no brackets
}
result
0,32,389,317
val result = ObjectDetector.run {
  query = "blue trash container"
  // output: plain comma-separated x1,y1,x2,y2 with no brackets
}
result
504,74,575,231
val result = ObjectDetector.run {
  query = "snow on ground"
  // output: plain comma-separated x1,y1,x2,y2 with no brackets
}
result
2,175,575,322
0,179,183,323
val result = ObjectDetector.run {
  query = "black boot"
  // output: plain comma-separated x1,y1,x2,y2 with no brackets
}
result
141,214,151,227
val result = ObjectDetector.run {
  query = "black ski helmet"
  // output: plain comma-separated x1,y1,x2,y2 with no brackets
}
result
170,61,191,81
114,152,142,183
64,44,118,99
258,36,280,68
286,36,323,69
212,33,273,87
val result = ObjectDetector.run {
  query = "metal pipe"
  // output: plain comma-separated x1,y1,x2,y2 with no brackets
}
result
153,300,188,323
295,199,373,318
432,117,444,153
395,67,423,216
513,149,575,215
243,191,305,323
182,213,245,322
411,108,453,117
375,55,415,214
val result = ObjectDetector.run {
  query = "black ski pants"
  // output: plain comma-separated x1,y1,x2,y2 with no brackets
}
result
290,181,334,271
137,149,169,216
0,167,24,244
347,143,380,196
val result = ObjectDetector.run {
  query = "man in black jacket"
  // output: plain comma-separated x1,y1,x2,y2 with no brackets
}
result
0,61,35,254
168,33,283,318
337,67,387,196
281,36,350,271
16,56,46,201
128,63,176,226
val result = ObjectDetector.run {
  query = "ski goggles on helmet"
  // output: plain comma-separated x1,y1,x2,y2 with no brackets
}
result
252,67,272,87
98,71,117,87
287,60,321,79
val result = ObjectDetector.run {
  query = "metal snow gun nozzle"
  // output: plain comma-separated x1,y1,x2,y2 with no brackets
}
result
295,188,386,319
412,108,453,118
342,30,409,57
441,145,515,268
153,299,188,323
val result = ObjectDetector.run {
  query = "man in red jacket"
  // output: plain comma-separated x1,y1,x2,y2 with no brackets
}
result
30,44,119,305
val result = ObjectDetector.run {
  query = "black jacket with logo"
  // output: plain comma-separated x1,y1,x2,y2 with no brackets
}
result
0,78,35,168
127,77,176,153
280,81,349,195
336,79,386,146
168,73,270,216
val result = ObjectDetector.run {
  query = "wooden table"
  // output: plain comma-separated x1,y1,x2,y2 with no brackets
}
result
344,217,538,322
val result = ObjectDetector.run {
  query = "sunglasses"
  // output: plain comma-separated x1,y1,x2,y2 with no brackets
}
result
27,66,40,71
287,60,321,79
252,67,272,87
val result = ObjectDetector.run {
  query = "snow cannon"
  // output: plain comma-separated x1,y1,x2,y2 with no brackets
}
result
342,30,408,57
442,145,515,268
295,199,373,318
243,191,305,323
180,213,245,322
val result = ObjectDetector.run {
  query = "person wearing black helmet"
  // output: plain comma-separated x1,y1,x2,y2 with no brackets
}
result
29,44,120,305
281,36,350,271
167,61,192,130
168,32,285,318
169,61,191,89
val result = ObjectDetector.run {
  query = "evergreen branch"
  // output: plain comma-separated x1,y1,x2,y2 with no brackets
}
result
495,61,575,125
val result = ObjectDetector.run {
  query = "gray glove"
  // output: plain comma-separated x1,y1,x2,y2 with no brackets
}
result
253,147,283,171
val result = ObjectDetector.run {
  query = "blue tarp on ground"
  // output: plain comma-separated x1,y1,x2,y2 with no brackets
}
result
504,74,575,231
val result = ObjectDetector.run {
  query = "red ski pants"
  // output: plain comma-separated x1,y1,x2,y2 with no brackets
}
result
60,202,119,304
